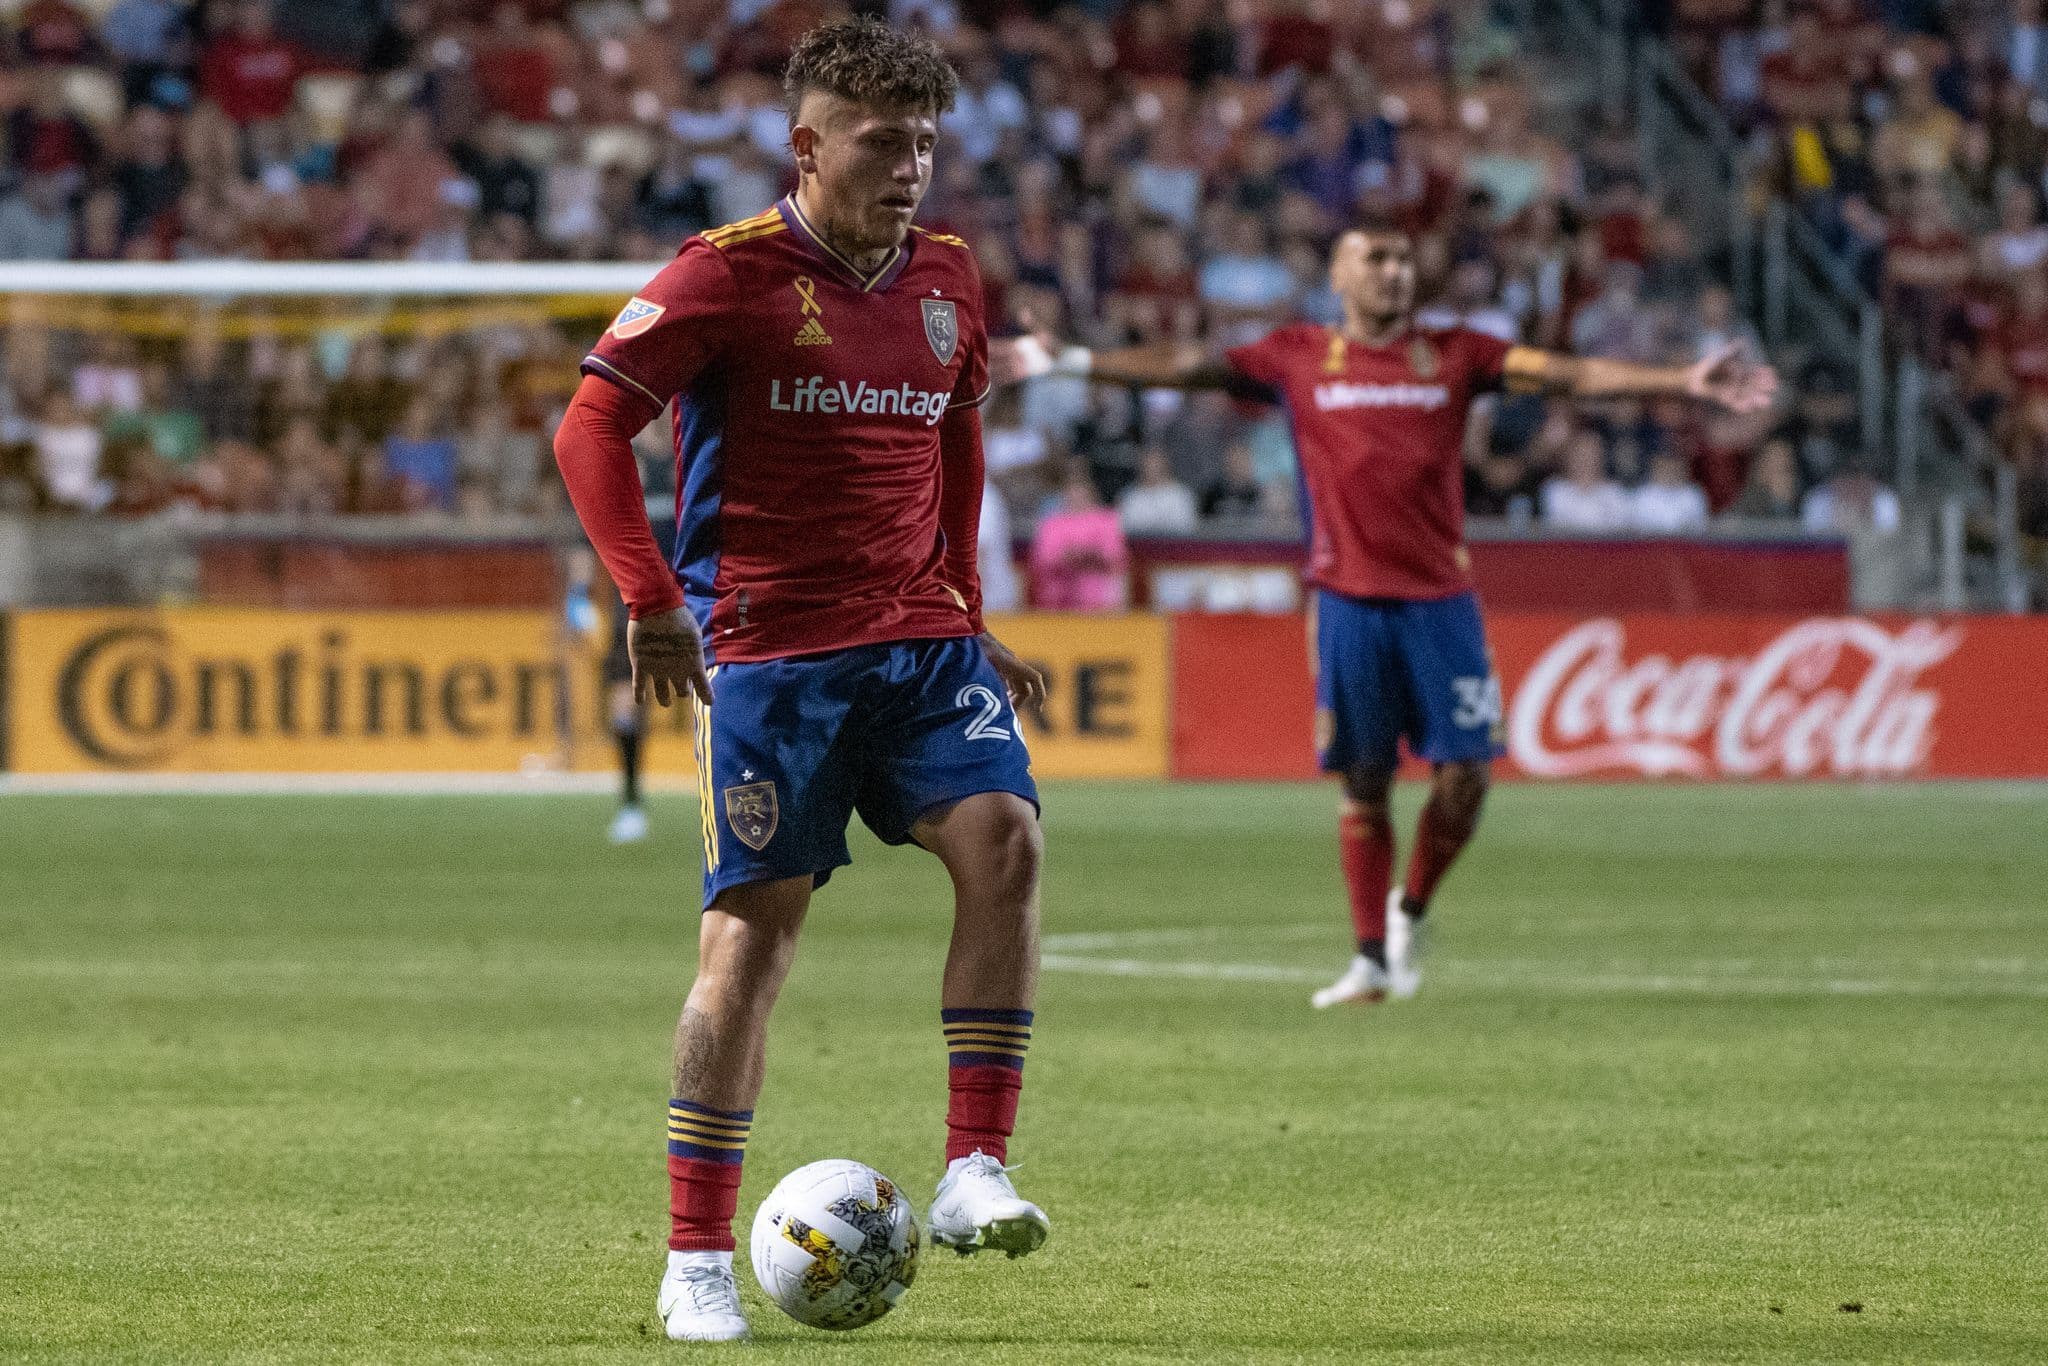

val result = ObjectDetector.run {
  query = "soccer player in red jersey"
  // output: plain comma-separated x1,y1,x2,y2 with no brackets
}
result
998,226,1776,1007
553,21,1051,1341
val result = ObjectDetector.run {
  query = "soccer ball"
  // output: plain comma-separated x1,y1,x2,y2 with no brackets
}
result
749,1159,920,1330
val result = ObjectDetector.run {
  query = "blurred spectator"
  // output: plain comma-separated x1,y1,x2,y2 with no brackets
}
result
18,0,98,66
1729,437,1805,520
1629,451,1711,532
456,117,543,227
1200,442,1266,519
1802,463,1902,536
1570,261,1659,362
1197,214,1295,317
1687,284,1764,364
276,415,347,515
33,389,112,511
1872,54,1962,188
102,0,189,75
1540,430,1629,531
1884,180,1973,358
1981,182,2048,284
1117,448,1199,535
200,0,306,128
1030,469,1128,611
104,362,205,467
359,110,464,251
383,399,460,511
0,174,75,259
979,479,1021,614
459,401,545,514
74,338,144,414
1465,450,1539,521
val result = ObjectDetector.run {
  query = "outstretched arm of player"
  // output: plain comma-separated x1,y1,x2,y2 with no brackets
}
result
553,373,713,706
938,403,1046,707
990,336,1250,393
1505,341,1779,412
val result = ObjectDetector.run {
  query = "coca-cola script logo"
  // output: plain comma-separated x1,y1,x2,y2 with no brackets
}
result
1508,618,1962,779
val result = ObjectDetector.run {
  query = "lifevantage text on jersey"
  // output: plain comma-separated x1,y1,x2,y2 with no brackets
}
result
767,376,954,425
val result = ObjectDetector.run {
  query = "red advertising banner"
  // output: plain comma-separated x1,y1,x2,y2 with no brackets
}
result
1132,537,1850,613
1171,612,2048,781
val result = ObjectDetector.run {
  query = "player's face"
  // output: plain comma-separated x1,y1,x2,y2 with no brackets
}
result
1330,231,1417,323
793,92,938,255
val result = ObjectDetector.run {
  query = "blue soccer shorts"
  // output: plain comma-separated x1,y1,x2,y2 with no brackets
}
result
690,636,1038,909
1313,588,1505,774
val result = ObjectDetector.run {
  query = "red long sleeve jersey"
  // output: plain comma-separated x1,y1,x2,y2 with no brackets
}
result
576,197,991,663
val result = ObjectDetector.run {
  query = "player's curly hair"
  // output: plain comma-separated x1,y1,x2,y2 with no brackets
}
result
782,17,959,120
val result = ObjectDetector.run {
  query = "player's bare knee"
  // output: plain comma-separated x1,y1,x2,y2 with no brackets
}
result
1339,766,1395,818
698,886,807,995
964,803,1041,920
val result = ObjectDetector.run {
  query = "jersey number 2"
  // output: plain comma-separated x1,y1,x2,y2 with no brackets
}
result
958,685,1012,742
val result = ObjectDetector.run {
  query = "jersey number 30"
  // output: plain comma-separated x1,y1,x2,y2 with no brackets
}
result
958,685,1013,742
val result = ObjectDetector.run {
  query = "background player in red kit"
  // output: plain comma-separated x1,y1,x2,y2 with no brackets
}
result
553,20,1050,1341
997,226,1776,1008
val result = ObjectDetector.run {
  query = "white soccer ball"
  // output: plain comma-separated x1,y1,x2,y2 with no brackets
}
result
749,1159,920,1331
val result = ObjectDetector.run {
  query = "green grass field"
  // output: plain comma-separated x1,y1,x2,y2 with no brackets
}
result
3,782,2045,1364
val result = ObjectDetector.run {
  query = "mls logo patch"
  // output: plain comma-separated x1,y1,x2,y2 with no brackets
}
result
724,781,779,851
610,296,665,340
921,298,958,365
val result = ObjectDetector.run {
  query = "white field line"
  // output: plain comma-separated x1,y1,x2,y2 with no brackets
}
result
1041,928,2048,999
0,772,699,796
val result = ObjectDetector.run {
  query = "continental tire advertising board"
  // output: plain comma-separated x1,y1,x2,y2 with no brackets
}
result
0,609,1170,779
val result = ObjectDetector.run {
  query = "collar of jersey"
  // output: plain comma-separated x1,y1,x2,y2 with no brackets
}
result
777,194,911,292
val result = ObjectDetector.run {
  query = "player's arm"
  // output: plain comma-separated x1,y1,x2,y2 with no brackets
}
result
554,376,712,707
1503,341,1779,412
1078,341,1242,391
937,402,1046,706
553,246,735,707
990,336,1266,397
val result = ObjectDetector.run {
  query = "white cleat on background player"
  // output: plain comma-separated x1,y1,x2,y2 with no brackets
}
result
657,1250,750,1342
1385,889,1422,1000
608,804,649,844
928,1151,1050,1259
1311,953,1389,1008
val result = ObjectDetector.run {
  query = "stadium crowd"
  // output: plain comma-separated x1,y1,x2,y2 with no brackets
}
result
0,0,1948,602
1659,0,2048,576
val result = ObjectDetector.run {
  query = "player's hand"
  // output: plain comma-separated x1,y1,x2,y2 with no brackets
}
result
629,608,713,708
979,631,1046,709
990,334,1056,386
1686,340,1780,414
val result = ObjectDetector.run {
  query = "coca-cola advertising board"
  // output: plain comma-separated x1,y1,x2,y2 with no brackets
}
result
1170,613,2048,781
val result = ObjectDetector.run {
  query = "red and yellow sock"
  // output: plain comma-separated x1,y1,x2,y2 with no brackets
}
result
1405,795,1473,915
1340,808,1394,958
666,1099,751,1252
942,1007,1031,1164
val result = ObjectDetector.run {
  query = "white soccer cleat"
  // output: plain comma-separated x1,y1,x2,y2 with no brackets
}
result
1385,890,1423,1000
657,1250,750,1342
928,1151,1049,1259
608,804,649,844
1311,953,1389,1008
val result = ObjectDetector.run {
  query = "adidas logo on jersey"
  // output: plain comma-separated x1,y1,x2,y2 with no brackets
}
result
794,317,833,346
769,376,953,426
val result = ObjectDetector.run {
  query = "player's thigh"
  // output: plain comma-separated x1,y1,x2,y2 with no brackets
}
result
1313,590,1404,775
853,638,1039,847
694,656,862,908
1392,593,1504,765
